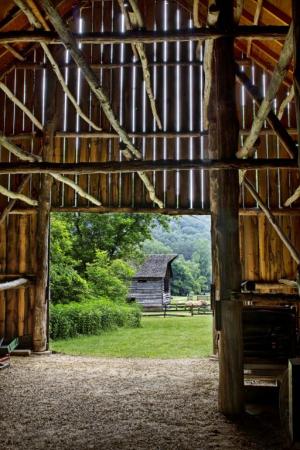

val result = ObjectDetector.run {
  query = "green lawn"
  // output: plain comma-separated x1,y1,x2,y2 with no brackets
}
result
51,315,212,358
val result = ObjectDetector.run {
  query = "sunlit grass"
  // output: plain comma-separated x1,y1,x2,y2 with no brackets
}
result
51,315,212,358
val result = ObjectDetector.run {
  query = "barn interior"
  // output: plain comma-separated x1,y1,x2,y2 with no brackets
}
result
0,0,300,447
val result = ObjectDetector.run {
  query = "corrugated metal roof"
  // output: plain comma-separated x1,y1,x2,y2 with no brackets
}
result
134,254,178,279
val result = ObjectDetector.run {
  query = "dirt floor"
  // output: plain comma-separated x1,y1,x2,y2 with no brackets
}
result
0,355,286,450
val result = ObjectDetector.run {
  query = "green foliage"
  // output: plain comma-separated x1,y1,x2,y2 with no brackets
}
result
144,216,212,295
50,299,141,340
85,251,134,302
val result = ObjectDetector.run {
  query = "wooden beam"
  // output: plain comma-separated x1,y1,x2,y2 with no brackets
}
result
0,183,37,205
7,127,299,140
232,292,300,302
247,0,263,57
237,23,295,159
0,81,43,130
118,0,162,129
3,44,25,61
278,85,294,120
289,359,300,443
7,206,300,216
236,68,297,159
33,74,56,353
0,278,29,291
208,1,243,416
40,0,162,208
243,177,300,265
292,0,300,168
14,0,102,132
0,26,290,45
0,158,296,175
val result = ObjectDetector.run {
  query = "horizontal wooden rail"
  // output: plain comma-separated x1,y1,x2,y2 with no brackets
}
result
0,159,297,175
233,292,300,302
14,58,251,71
0,26,289,45
0,277,29,291
6,128,298,141
7,207,300,216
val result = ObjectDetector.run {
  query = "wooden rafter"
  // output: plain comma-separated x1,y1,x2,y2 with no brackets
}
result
246,0,263,57
0,81,43,130
237,23,294,159
14,0,102,132
0,183,37,206
0,26,289,45
3,44,25,61
0,158,296,175
236,68,297,159
117,0,162,129
203,2,220,129
40,0,163,208
0,135,102,206
243,177,300,265
278,85,294,120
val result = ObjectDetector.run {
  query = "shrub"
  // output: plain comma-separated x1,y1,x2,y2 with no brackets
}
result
50,298,141,340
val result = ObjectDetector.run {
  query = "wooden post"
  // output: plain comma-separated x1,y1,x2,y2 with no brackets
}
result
292,1,300,168
208,0,243,415
32,73,56,352
288,359,300,443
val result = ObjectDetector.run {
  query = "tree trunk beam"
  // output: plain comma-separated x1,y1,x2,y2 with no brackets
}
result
236,69,296,158
203,2,220,129
118,0,162,130
237,23,294,159
0,175,31,225
246,0,263,57
0,81,43,130
0,136,102,205
14,0,102,132
0,158,296,175
193,0,201,28
292,0,300,168
0,135,42,162
50,173,101,206
3,44,25,61
0,183,37,206
284,185,300,207
243,177,300,265
41,0,163,208
7,127,299,140
0,278,29,291
278,85,294,120
0,27,290,45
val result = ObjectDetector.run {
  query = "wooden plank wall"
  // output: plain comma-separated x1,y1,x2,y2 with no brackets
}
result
0,0,299,339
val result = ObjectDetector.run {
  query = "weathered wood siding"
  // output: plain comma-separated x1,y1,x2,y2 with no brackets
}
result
129,279,164,308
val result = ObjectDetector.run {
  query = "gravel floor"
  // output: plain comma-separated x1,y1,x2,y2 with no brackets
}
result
0,355,285,450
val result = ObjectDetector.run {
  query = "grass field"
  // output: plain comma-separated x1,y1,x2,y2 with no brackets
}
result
51,315,212,358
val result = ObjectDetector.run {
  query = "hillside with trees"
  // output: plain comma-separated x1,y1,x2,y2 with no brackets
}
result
143,216,211,295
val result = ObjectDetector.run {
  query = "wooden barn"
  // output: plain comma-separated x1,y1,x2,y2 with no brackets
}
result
0,0,300,444
128,254,177,309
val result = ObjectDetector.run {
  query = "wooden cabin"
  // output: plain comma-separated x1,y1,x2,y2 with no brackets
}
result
0,0,300,438
128,254,177,309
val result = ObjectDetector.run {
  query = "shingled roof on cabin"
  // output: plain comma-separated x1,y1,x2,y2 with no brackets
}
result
134,254,178,279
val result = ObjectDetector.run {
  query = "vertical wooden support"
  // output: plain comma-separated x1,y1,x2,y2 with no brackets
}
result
292,0,300,168
33,73,57,352
289,358,300,443
208,0,243,415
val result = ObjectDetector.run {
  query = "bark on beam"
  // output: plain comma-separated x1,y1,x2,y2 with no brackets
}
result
40,0,163,208
292,0,300,168
246,0,263,57
33,73,57,353
208,0,244,416
0,27,290,45
0,278,29,291
237,23,295,159
0,158,297,175
236,67,297,159
243,177,300,265
14,0,102,132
